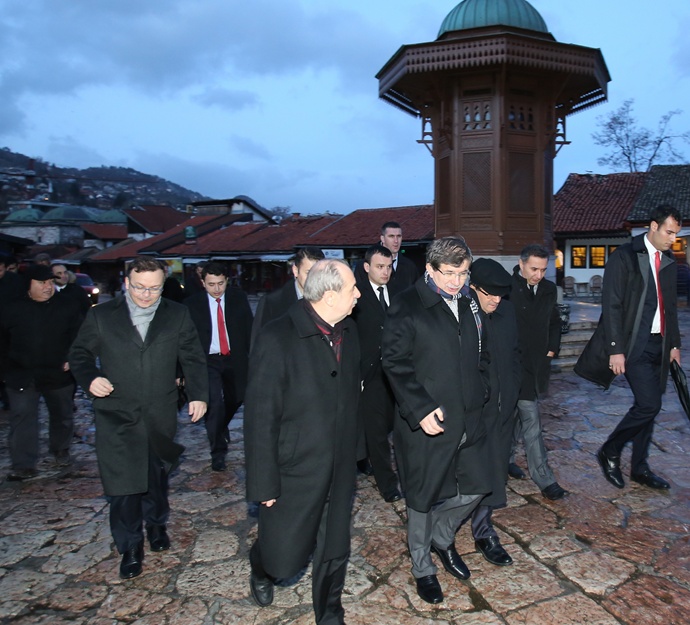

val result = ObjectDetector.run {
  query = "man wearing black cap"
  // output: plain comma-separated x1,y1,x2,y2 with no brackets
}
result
0,265,83,480
464,258,521,566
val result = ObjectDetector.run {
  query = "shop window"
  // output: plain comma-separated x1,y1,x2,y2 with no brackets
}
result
571,246,586,268
590,246,606,268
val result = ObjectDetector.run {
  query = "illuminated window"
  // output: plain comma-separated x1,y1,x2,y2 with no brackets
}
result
590,246,606,268
571,246,586,268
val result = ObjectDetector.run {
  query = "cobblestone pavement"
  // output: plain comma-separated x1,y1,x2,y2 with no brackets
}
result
1,301,690,625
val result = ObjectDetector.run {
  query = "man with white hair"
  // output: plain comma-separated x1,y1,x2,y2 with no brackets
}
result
244,259,361,625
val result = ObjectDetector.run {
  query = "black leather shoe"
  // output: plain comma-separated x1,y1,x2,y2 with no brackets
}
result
120,542,144,579
211,457,226,472
597,447,624,489
250,571,274,607
631,469,670,490
357,459,374,476
475,536,513,566
430,543,470,580
508,463,527,480
146,524,170,552
6,468,38,481
415,574,443,604
383,487,402,503
541,482,568,500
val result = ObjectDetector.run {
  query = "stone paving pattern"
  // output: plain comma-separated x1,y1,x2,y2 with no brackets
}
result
2,300,690,624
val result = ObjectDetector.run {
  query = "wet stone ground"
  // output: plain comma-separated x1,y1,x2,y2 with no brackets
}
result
1,302,690,624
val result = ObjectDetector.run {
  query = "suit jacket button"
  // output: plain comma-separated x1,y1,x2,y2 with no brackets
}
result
331,371,337,377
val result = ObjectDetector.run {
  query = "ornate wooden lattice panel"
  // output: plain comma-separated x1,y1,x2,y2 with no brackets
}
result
509,152,535,213
462,152,491,213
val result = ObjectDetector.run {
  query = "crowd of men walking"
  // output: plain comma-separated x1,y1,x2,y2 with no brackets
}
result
0,206,682,625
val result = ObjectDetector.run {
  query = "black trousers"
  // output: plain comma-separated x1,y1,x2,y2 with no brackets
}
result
205,354,241,460
604,334,663,473
108,449,169,553
251,499,349,625
358,370,398,495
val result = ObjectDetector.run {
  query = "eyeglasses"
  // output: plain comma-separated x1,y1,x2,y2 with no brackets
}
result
129,284,164,295
435,269,470,281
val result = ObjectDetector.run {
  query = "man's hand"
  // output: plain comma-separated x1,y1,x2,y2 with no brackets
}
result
262,499,277,507
609,353,625,376
420,408,445,436
546,351,555,358
62,362,70,372
89,376,114,397
671,348,681,366
188,400,207,422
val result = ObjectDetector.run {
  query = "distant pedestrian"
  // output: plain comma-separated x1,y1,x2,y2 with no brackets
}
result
52,263,91,315
0,265,82,480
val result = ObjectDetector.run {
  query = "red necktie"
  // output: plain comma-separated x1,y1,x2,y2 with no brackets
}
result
216,298,231,355
655,251,665,336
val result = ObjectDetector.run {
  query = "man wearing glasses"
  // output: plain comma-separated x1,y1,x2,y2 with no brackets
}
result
70,257,208,580
382,237,490,605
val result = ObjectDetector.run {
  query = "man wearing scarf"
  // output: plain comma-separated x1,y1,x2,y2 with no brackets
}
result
69,257,208,580
382,237,491,605
244,259,361,625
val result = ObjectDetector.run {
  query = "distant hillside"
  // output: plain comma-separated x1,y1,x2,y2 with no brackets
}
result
0,147,209,210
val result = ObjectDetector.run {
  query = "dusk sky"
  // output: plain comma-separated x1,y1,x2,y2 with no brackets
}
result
1,0,689,214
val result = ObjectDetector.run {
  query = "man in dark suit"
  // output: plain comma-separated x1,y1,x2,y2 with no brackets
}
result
69,257,208,579
251,247,324,345
382,237,490,605
464,258,521,567
244,259,361,625
185,261,253,471
51,263,91,315
506,244,567,501
576,205,682,491
355,221,419,292
351,244,401,502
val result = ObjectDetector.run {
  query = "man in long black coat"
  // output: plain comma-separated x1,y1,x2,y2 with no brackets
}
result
244,259,361,625
70,257,208,580
463,258,521,567
576,205,682,491
382,237,490,605
184,261,253,471
507,244,566,501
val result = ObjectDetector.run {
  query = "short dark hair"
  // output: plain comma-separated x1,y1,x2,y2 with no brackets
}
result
50,262,67,270
380,221,402,235
519,244,550,263
127,257,166,277
650,204,682,228
426,237,472,269
202,261,229,279
364,244,392,265
294,247,325,268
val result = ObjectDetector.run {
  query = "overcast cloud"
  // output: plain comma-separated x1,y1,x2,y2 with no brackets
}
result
0,0,688,213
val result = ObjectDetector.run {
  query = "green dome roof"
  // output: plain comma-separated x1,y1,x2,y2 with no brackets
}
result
438,0,548,37
98,209,128,223
41,205,103,222
4,208,44,223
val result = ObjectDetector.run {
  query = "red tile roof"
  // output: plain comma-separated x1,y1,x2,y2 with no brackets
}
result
307,205,434,247
553,172,647,235
89,215,218,261
123,205,188,234
80,223,128,240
